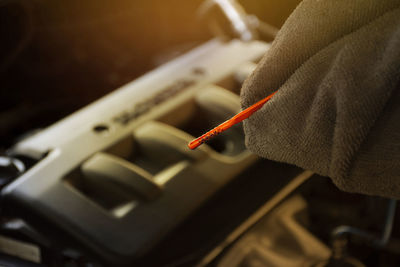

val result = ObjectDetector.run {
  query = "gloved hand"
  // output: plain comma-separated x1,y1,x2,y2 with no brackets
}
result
241,0,400,198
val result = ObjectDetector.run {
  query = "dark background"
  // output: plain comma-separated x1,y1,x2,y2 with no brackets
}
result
0,0,301,150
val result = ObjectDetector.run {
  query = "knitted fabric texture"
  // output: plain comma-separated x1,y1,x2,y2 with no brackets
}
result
241,0,400,198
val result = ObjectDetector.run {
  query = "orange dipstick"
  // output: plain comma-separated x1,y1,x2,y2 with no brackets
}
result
188,91,277,150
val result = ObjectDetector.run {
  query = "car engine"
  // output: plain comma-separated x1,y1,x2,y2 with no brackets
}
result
0,1,399,266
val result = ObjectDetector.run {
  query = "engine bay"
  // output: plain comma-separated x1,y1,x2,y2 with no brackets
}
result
1,1,399,266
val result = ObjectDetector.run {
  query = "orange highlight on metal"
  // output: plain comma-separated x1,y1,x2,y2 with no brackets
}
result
188,91,276,150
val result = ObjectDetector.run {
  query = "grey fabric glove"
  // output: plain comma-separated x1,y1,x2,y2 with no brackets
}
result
241,0,400,199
